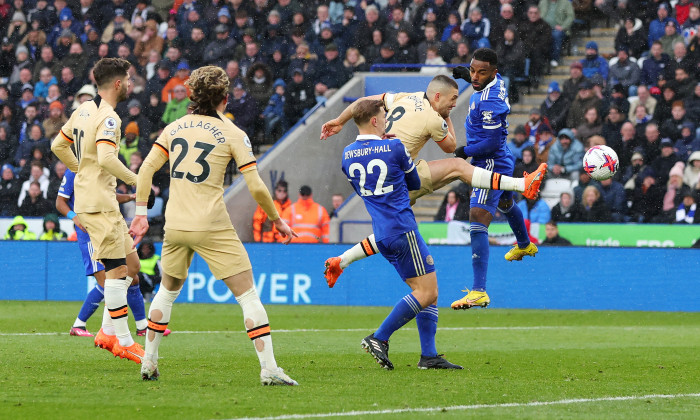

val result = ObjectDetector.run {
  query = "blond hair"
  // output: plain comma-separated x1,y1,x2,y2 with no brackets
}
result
186,66,230,115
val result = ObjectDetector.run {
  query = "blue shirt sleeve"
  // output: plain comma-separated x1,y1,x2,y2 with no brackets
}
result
462,99,504,158
57,168,75,199
396,141,420,191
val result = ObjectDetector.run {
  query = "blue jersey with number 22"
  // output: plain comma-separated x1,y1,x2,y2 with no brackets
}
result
342,135,420,241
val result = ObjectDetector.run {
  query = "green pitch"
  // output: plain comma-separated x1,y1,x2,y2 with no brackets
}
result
2,301,700,419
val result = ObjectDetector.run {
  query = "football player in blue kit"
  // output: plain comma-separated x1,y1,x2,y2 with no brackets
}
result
337,99,462,370
56,168,170,338
451,48,547,309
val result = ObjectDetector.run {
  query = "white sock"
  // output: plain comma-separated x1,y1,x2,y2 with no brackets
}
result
73,317,86,328
471,167,525,192
101,305,115,335
144,285,180,363
339,235,378,269
135,319,147,330
104,278,134,347
236,287,277,370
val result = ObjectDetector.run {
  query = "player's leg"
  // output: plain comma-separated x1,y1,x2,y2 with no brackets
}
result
323,235,378,286
500,193,539,261
125,251,149,333
71,233,105,337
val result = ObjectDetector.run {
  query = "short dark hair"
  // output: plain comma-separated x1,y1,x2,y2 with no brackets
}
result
352,99,384,126
473,48,498,66
275,180,288,191
546,220,558,227
93,57,131,88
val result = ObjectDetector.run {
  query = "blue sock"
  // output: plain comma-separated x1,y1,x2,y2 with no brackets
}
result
127,284,146,325
502,202,530,248
470,222,489,292
77,284,104,323
375,293,423,342
416,305,438,357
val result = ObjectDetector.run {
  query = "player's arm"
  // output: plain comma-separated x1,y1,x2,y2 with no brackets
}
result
130,142,169,246
55,194,86,232
116,193,135,204
96,142,137,185
241,166,297,244
436,116,457,153
397,142,421,190
320,94,385,140
51,130,79,172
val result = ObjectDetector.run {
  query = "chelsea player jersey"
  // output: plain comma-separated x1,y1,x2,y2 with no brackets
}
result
342,135,419,241
464,73,513,163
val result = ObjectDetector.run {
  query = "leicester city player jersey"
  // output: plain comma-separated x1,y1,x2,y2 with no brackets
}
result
464,73,513,163
57,168,76,210
342,135,417,241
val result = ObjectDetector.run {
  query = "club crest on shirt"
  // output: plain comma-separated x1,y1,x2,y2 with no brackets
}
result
482,110,494,123
243,136,252,148
441,120,448,134
426,255,434,265
470,102,475,110
105,117,117,129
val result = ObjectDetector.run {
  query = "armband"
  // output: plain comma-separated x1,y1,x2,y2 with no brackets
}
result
67,211,77,219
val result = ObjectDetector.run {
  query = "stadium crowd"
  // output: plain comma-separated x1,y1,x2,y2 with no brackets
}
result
0,0,699,241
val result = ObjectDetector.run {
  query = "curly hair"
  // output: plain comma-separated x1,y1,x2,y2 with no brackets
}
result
186,66,230,116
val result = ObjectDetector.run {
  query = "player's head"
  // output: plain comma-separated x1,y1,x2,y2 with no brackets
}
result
353,99,386,137
93,57,131,101
469,48,498,91
186,65,230,115
426,75,459,119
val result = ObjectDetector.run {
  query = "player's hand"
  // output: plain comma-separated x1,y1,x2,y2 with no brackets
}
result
273,218,298,245
320,119,343,140
147,189,156,209
454,146,469,160
72,215,87,232
452,66,471,83
129,215,149,248
382,133,396,139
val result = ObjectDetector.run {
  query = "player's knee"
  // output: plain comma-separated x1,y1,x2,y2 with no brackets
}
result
498,198,514,212
102,258,126,273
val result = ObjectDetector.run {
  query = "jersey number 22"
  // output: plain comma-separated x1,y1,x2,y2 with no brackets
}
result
349,159,394,196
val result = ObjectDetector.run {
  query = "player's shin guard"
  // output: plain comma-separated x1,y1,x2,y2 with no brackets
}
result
416,305,438,358
75,284,104,326
145,285,180,362
236,287,278,370
470,167,525,192
375,293,423,342
470,222,489,292
499,202,530,248
126,282,147,330
339,235,378,269
104,278,133,347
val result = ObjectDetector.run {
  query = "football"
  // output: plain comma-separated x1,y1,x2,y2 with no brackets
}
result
582,145,619,181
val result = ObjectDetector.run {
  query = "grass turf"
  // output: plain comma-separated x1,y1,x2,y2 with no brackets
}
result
1,301,700,419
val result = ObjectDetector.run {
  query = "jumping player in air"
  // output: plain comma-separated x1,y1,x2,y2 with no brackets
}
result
129,65,298,385
340,99,462,370
450,48,544,310
51,57,148,363
56,168,170,338
321,74,546,291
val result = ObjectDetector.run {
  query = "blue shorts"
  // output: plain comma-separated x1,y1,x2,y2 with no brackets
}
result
77,227,104,276
470,156,515,215
377,229,435,281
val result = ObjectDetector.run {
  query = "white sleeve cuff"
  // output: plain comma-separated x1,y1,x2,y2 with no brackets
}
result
135,206,148,216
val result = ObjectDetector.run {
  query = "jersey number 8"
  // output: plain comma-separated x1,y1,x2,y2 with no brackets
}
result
349,159,394,196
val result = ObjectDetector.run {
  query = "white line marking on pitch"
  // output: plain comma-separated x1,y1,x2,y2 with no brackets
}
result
0,325,685,337
226,393,700,420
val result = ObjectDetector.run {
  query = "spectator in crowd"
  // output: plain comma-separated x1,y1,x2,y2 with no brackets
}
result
182,27,206,70
285,68,316,126
573,171,600,204
417,23,442,64
226,81,258,139
551,191,575,222
653,86,678,123
661,101,692,141
576,106,603,144
517,196,551,224
608,46,640,96
315,43,349,98
661,162,690,220
621,151,647,189
494,25,523,101
4,215,37,240
599,177,627,222
489,4,517,48
161,61,191,103
39,213,67,240
562,62,587,103
245,63,274,130
641,122,662,163
343,47,369,74
538,0,574,68
541,221,572,246
42,101,66,141
353,5,384,54
443,28,467,64
519,5,551,87
461,7,490,51
540,81,569,133
525,107,550,145
328,193,345,218
435,189,469,222
136,239,161,301
507,125,533,162
534,124,556,165
683,4,700,29
573,185,611,222
566,80,600,130
629,168,664,223
133,20,163,67
262,79,288,142
394,30,419,72
675,190,699,224
33,45,62,83
684,151,700,189
15,124,49,167
17,161,49,206
666,41,694,80
601,104,627,152
420,46,448,75
253,179,291,243
18,180,53,217
204,24,237,68
280,185,329,243
548,128,585,181
667,66,696,101
674,122,700,161
579,41,608,82
628,85,657,121
615,17,647,59
0,164,20,216
33,68,57,101
120,122,141,164
641,41,670,87
648,4,678,48
660,21,684,57
515,146,540,182
384,6,412,45
161,84,190,125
